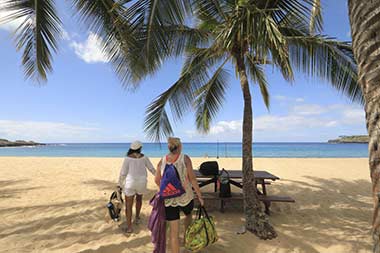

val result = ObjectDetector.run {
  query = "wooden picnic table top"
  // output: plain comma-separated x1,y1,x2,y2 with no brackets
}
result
194,169,279,181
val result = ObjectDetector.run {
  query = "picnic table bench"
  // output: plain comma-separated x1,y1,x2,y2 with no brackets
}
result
194,169,295,214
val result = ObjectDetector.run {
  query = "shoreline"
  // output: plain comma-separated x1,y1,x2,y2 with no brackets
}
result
0,156,370,159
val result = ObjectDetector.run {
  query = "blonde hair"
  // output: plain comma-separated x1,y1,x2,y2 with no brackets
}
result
168,137,181,153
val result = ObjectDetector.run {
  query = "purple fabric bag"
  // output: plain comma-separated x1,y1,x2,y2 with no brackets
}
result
159,162,185,199
148,193,166,253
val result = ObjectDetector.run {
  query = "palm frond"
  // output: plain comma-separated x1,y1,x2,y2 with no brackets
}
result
118,0,191,84
0,0,62,82
262,13,294,81
71,0,140,86
286,35,363,103
124,25,210,87
194,58,230,133
309,0,322,34
216,5,293,81
144,47,226,141
269,0,319,27
195,0,228,23
246,55,270,109
144,87,176,142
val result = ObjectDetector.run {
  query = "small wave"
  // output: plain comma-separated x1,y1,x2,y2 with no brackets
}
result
0,145,38,149
46,143,67,146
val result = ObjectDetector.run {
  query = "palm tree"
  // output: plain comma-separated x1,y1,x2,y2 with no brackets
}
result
347,0,380,252
1,0,362,239
143,0,361,238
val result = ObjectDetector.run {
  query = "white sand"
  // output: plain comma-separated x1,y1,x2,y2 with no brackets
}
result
0,157,372,253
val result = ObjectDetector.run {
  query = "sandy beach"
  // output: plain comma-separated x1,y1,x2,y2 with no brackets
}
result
0,157,372,253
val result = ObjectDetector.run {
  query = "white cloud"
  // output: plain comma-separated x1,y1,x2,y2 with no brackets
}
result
254,115,337,131
69,32,109,63
291,104,326,115
273,95,287,101
273,95,305,104
62,30,70,41
184,100,366,142
210,120,242,135
342,108,365,123
0,10,29,32
0,120,100,143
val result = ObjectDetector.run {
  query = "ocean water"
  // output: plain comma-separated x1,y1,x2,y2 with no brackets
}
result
0,142,368,158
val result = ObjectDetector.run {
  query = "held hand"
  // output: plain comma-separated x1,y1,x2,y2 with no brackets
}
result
198,196,204,206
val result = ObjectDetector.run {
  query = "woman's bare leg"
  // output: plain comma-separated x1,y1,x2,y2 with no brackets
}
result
135,194,142,222
169,219,180,253
126,195,134,232
183,213,192,244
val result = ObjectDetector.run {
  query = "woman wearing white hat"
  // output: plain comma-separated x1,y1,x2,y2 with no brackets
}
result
118,140,155,233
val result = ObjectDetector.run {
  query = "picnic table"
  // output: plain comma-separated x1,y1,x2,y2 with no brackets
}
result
194,169,294,214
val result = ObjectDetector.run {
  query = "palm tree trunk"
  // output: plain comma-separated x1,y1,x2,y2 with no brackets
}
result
348,1,380,252
235,53,277,239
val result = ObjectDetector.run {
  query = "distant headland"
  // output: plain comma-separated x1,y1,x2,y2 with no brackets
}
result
0,139,45,147
328,135,369,143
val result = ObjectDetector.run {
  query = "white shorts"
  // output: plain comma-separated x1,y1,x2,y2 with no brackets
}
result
124,180,147,196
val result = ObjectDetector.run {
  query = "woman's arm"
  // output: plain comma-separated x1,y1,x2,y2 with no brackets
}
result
154,159,162,187
118,158,129,188
185,155,204,206
145,157,156,175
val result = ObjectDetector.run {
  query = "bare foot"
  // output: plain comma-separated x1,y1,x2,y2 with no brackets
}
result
134,217,141,225
122,226,133,234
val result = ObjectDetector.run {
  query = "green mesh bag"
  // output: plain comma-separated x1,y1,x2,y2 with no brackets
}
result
185,206,218,251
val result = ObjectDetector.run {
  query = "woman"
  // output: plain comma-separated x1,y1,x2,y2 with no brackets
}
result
155,137,204,253
119,141,155,233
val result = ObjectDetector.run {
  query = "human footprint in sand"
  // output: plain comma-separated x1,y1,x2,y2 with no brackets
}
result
118,141,156,233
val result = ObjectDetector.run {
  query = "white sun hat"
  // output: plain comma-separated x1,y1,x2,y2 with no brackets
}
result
130,140,142,150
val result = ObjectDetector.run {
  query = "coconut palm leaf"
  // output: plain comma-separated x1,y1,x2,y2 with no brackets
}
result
195,0,229,22
144,88,175,142
246,55,270,109
117,0,191,84
194,58,230,133
71,0,141,86
264,0,316,26
144,46,228,140
277,13,361,103
71,0,192,87
286,35,362,103
0,0,62,82
310,0,322,34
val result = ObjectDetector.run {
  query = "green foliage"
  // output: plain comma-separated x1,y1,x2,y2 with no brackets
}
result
0,0,62,82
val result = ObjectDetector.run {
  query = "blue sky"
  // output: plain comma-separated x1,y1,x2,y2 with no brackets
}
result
0,0,367,143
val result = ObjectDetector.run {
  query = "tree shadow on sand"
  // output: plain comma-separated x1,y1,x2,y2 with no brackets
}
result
82,179,117,191
199,176,372,253
0,177,372,252
0,178,158,253
0,179,43,199
83,178,158,200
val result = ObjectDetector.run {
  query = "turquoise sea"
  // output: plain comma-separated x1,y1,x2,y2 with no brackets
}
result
0,142,368,158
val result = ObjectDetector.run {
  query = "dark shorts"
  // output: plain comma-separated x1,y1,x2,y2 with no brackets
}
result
165,200,194,221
